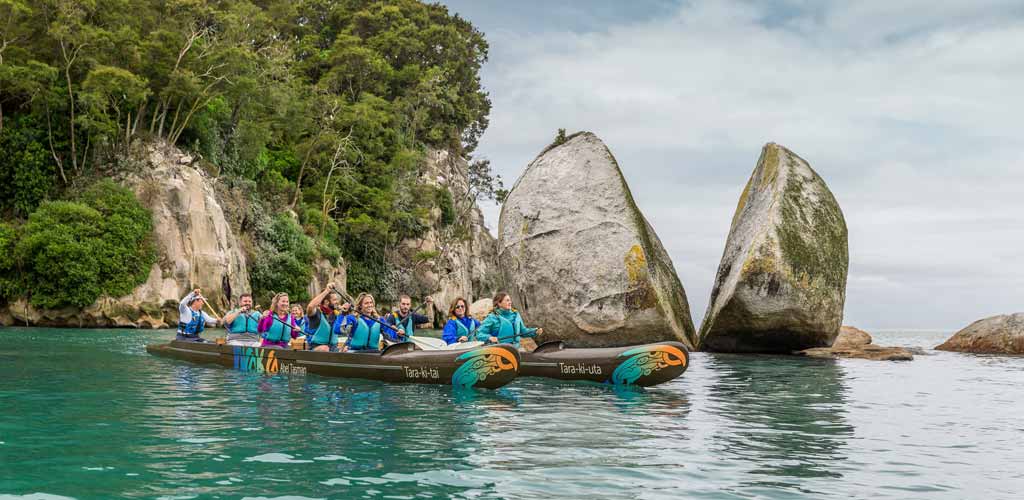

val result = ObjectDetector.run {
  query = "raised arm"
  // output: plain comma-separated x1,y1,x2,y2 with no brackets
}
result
307,284,335,316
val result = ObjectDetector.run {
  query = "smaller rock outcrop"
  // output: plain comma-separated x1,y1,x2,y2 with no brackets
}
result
497,132,697,348
833,325,872,348
797,325,912,361
797,344,914,361
936,313,1024,354
699,143,849,353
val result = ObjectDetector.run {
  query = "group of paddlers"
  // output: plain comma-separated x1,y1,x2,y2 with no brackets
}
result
175,285,543,352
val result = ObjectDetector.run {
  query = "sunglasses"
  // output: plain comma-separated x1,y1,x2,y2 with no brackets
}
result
455,304,466,309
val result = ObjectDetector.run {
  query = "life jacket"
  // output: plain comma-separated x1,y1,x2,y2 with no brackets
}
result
263,313,294,343
178,311,205,336
453,316,478,338
309,311,336,346
493,310,522,344
228,311,261,334
391,312,415,337
349,315,382,350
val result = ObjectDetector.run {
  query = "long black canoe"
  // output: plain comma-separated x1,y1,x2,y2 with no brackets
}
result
519,341,689,387
146,340,520,389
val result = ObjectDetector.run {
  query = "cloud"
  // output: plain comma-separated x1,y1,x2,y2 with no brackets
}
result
449,0,1024,329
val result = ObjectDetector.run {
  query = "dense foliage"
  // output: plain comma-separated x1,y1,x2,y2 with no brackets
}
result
12,181,155,309
0,0,497,304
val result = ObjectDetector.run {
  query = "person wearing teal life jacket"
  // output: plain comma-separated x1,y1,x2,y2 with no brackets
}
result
177,289,220,342
442,297,479,345
305,284,342,352
258,292,301,348
335,293,403,352
223,293,261,346
384,294,432,339
476,292,544,349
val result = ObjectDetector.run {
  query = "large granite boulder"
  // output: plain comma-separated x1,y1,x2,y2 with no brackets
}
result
700,143,848,353
936,313,1024,354
497,132,697,348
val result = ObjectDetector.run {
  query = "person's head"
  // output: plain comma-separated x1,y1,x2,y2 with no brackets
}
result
398,295,412,315
189,295,205,312
329,292,341,308
271,292,290,314
449,297,469,319
493,292,512,311
238,293,253,310
355,293,376,316
290,304,304,318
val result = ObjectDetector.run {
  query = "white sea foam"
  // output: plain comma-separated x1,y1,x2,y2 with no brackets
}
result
0,495,78,500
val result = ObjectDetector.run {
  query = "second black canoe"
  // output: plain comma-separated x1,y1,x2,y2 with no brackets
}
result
519,341,689,387
146,340,520,389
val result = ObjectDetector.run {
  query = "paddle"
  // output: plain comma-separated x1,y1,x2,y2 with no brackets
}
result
334,290,406,340
190,288,222,319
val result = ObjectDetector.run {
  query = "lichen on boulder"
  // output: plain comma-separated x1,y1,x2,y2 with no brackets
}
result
497,132,697,348
699,143,849,353
936,313,1024,354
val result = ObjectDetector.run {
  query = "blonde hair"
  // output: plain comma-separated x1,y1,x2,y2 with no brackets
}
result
270,292,290,314
354,293,377,317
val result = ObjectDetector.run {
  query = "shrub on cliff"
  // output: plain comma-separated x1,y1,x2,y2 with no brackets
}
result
250,213,316,303
14,181,155,309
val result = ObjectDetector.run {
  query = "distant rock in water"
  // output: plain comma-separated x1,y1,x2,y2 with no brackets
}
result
936,313,1024,354
700,143,849,353
498,132,697,348
833,325,872,348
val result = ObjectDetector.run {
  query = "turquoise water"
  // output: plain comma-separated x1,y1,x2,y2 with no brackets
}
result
0,327,1021,499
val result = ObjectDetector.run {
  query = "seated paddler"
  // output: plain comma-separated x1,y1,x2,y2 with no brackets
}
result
305,283,341,352
335,293,403,352
177,288,219,342
476,292,543,349
384,294,432,340
442,297,479,345
223,293,261,346
257,292,301,348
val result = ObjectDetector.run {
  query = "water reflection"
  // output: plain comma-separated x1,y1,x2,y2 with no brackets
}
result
706,353,853,489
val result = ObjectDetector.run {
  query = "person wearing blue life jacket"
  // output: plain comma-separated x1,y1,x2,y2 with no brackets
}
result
442,297,479,345
258,292,301,348
476,292,544,349
177,289,220,342
305,284,347,352
384,294,432,340
335,293,404,352
223,293,261,346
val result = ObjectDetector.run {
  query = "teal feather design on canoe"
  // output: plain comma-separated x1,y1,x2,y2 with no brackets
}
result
452,347,518,388
610,345,687,385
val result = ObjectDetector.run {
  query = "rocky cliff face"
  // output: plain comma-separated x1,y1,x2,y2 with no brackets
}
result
699,143,848,353
392,148,499,321
497,132,697,348
3,142,251,328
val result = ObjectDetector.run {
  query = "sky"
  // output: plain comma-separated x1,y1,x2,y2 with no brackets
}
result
439,0,1024,330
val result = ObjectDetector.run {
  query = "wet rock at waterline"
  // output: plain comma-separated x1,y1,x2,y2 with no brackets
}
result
936,313,1024,354
497,132,697,349
797,344,914,361
700,143,849,353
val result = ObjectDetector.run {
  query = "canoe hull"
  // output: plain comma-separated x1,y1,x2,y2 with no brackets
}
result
146,340,520,389
520,341,689,387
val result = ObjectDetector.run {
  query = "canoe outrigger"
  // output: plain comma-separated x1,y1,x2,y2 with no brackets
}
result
518,340,689,387
146,340,520,389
